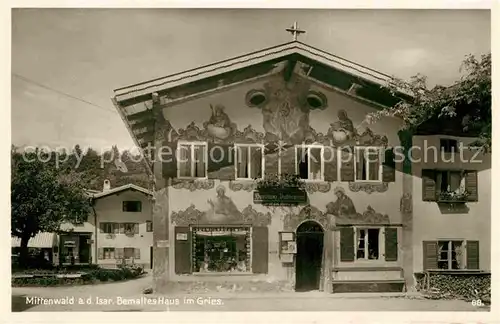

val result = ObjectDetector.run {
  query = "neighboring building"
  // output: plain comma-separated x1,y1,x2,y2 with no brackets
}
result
112,38,424,293
11,232,59,266
59,181,154,268
411,121,491,275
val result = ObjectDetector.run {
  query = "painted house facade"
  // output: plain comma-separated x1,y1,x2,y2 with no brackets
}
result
411,131,491,275
59,182,154,268
113,41,427,293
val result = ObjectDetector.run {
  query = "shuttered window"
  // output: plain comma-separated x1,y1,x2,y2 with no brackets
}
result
465,171,478,202
423,240,479,270
384,228,398,261
174,227,192,274
421,169,437,201
252,227,269,274
382,148,396,182
339,227,355,261
162,140,178,180
423,241,438,270
295,145,324,180
466,240,479,269
354,147,383,181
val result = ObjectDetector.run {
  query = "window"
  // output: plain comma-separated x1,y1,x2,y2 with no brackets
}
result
436,170,466,195
438,240,465,270
178,142,207,178
440,139,458,153
123,201,142,212
124,247,135,259
123,223,138,235
192,227,251,273
355,147,382,181
356,228,380,260
146,221,153,232
235,144,264,179
103,248,115,259
101,222,117,234
296,145,323,180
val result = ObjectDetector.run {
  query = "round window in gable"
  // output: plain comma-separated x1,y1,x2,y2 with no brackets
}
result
245,90,267,107
306,91,327,110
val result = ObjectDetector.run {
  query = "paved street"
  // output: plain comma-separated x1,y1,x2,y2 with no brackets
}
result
11,275,489,312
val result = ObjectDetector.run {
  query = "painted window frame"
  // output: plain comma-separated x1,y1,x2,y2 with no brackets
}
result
294,144,325,182
353,146,384,183
354,226,383,261
437,239,467,270
234,143,265,180
177,141,209,180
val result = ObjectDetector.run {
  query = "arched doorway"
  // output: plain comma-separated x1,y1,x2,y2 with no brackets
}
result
295,221,324,292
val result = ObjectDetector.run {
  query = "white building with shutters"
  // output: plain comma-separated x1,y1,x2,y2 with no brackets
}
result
411,126,491,274
59,182,154,269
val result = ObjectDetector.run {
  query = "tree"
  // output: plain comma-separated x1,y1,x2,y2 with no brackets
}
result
11,149,91,267
371,53,491,151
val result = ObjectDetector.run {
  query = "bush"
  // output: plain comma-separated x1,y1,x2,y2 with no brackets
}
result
12,264,144,287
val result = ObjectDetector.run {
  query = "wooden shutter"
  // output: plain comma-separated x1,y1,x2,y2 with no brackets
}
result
384,228,398,261
339,227,355,262
116,248,124,259
134,248,141,260
465,171,478,202
99,223,104,233
340,149,355,182
118,223,124,234
423,241,438,270
207,143,235,180
134,223,139,234
382,148,396,182
466,240,479,270
324,147,338,182
98,248,104,260
162,140,178,180
252,227,269,274
421,169,437,201
174,227,192,274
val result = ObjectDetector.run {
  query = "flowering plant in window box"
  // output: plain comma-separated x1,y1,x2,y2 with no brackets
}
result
437,190,469,203
255,173,306,190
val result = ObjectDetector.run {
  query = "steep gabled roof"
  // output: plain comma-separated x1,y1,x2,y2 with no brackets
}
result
112,41,409,167
91,184,152,200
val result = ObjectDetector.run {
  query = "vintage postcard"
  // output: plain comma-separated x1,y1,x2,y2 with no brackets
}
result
5,3,497,323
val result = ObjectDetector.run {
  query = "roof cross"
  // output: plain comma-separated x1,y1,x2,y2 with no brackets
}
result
286,21,306,41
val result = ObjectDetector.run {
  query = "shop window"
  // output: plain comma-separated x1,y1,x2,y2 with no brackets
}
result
178,142,207,178
355,147,383,182
235,144,264,179
123,201,142,212
192,227,251,273
296,145,324,180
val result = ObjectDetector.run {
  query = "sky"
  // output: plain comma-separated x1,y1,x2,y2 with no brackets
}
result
11,9,491,151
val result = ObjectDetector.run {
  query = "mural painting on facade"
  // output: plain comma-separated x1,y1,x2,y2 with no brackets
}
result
204,104,237,141
283,205,332,231
348,182,389,194
171,185,271,226
325,187,390,224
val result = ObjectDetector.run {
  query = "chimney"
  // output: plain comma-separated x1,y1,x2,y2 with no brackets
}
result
103,179,111,192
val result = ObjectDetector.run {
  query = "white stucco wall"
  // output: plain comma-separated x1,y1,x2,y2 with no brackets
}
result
412,135,491,272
